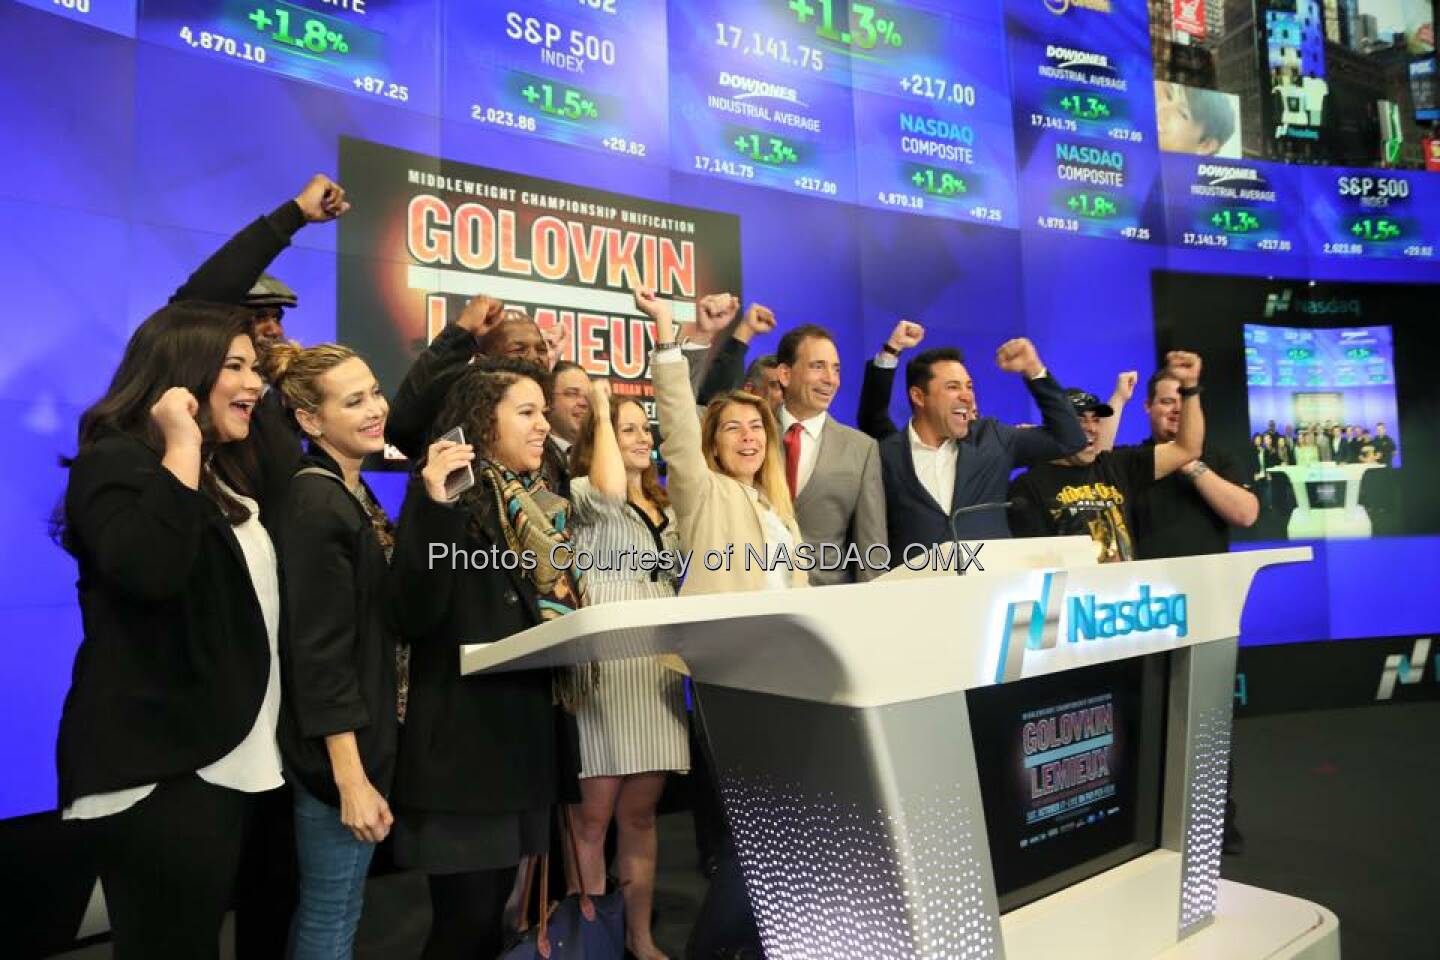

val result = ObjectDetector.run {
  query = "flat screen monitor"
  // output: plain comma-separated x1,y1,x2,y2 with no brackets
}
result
1305,479,1347,508
966,653,1168,912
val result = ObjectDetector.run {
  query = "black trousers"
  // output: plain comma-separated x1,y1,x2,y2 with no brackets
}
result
92,775,249,960
90,776,296,960
685,704,763,960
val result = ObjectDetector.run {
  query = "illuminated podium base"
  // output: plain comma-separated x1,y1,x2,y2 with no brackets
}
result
460,540,1323,960
1000,850,1340,959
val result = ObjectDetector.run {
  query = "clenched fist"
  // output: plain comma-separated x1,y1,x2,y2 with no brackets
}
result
1166,351,1202,389
885,320,925,353
150,387,202,449
294,174,350,223
1113,370,1138,404
995,338,1043,378
695,293,740,337
456,294,506,338
736,304,776,344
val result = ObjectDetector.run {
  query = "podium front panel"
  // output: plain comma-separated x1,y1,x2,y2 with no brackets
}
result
696,682,1006,960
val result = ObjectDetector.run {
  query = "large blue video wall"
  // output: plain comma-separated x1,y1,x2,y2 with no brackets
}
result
1,0,1437,819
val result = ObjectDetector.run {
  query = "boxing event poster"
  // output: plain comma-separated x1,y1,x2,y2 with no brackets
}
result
336,135,742,459
968,656,1156,904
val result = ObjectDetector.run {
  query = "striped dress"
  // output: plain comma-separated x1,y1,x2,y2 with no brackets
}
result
569,477,691,778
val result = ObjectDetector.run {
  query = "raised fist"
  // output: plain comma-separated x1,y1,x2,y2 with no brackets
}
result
1113,370,1138,404
590,377,612,412
1165,351,1202,389
885,320,925,352
455,294,506,338
742,304,776,336
150,387,202,448
695,293,739,337
541,319,571,369
294,174,350,223
995,338,1043,378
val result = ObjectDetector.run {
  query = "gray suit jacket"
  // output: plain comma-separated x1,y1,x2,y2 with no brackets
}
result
791,416,888,586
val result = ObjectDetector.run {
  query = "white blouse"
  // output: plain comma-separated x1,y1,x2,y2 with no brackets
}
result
64,486,284,820
746,486,798,592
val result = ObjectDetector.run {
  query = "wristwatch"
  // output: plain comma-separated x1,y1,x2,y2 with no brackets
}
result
881,342,901,356
1178,384,1203,398
1183,461,1210,483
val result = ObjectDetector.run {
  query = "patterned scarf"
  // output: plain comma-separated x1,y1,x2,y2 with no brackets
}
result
473,461,595,709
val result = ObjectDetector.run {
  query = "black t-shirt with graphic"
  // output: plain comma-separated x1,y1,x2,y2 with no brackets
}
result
1008,445,1156,563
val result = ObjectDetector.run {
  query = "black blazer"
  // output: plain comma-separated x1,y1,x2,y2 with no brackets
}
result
386,478,561,817
859,360,1086,552
386,324,570,497
276,447,399,807
57,433,273,806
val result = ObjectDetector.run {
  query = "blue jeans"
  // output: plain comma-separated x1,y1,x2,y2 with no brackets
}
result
289,782,378,960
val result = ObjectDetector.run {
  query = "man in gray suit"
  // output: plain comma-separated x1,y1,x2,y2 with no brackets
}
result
775,324,888,584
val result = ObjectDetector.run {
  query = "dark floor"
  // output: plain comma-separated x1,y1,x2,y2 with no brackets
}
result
61,702,1438,959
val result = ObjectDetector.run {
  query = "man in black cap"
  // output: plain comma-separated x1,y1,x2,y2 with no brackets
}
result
1008,353,1206,563
243,273,298,345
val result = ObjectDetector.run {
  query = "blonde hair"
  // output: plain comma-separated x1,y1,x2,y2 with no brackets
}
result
267,341,361,413
700,390,795,524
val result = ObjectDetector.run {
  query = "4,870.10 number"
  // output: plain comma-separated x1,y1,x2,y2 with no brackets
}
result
179,27,267,63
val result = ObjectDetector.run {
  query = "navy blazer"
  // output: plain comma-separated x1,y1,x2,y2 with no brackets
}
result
860,359,1085,557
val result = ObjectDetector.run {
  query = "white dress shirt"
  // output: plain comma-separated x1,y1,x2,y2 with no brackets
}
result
63,486,284,820
907,421,958,516
777,406,827,496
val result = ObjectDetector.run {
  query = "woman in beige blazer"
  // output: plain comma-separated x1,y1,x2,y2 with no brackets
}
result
636,286,803,958
635,287,807,596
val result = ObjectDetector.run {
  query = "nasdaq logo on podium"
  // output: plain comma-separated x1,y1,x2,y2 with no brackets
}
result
995,572,1190,683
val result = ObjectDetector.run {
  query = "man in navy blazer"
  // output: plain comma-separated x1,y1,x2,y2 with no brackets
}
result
857,321,1085,561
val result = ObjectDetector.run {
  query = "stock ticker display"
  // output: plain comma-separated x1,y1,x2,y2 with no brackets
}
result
15,0,1439,256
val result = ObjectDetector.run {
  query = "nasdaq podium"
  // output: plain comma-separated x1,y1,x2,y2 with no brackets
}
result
460,539,1338,960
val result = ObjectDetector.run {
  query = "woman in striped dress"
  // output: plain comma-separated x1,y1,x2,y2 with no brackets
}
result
566,380,689,960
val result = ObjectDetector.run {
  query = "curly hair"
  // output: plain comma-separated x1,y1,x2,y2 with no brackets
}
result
432,356,550,455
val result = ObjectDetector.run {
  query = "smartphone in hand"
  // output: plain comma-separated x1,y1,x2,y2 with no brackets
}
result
438,426,475,500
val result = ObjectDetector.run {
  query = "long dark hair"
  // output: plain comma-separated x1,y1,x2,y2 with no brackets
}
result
568,397,669,510
65,301,259,527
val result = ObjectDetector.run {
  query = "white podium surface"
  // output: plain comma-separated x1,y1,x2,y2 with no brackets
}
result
1156,881,1341,960
1270,462,1381,538
459,541,1332,960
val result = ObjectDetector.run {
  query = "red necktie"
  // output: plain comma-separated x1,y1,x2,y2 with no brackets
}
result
784,422,803,500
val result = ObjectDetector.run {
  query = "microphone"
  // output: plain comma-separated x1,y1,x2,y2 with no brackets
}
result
948,500,1012,576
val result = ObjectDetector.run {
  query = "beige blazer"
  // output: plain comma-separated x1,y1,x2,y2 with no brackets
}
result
654,353,809,596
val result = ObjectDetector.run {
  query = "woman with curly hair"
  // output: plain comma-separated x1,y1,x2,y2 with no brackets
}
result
386,358,582,959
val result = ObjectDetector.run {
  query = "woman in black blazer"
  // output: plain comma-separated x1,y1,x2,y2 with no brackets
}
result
57,302,286,959
268,342,399,959
387,358,583,959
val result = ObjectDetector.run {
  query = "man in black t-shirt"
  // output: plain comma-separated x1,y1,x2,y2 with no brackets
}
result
1009,352,1206,563
1132,369,1260,559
